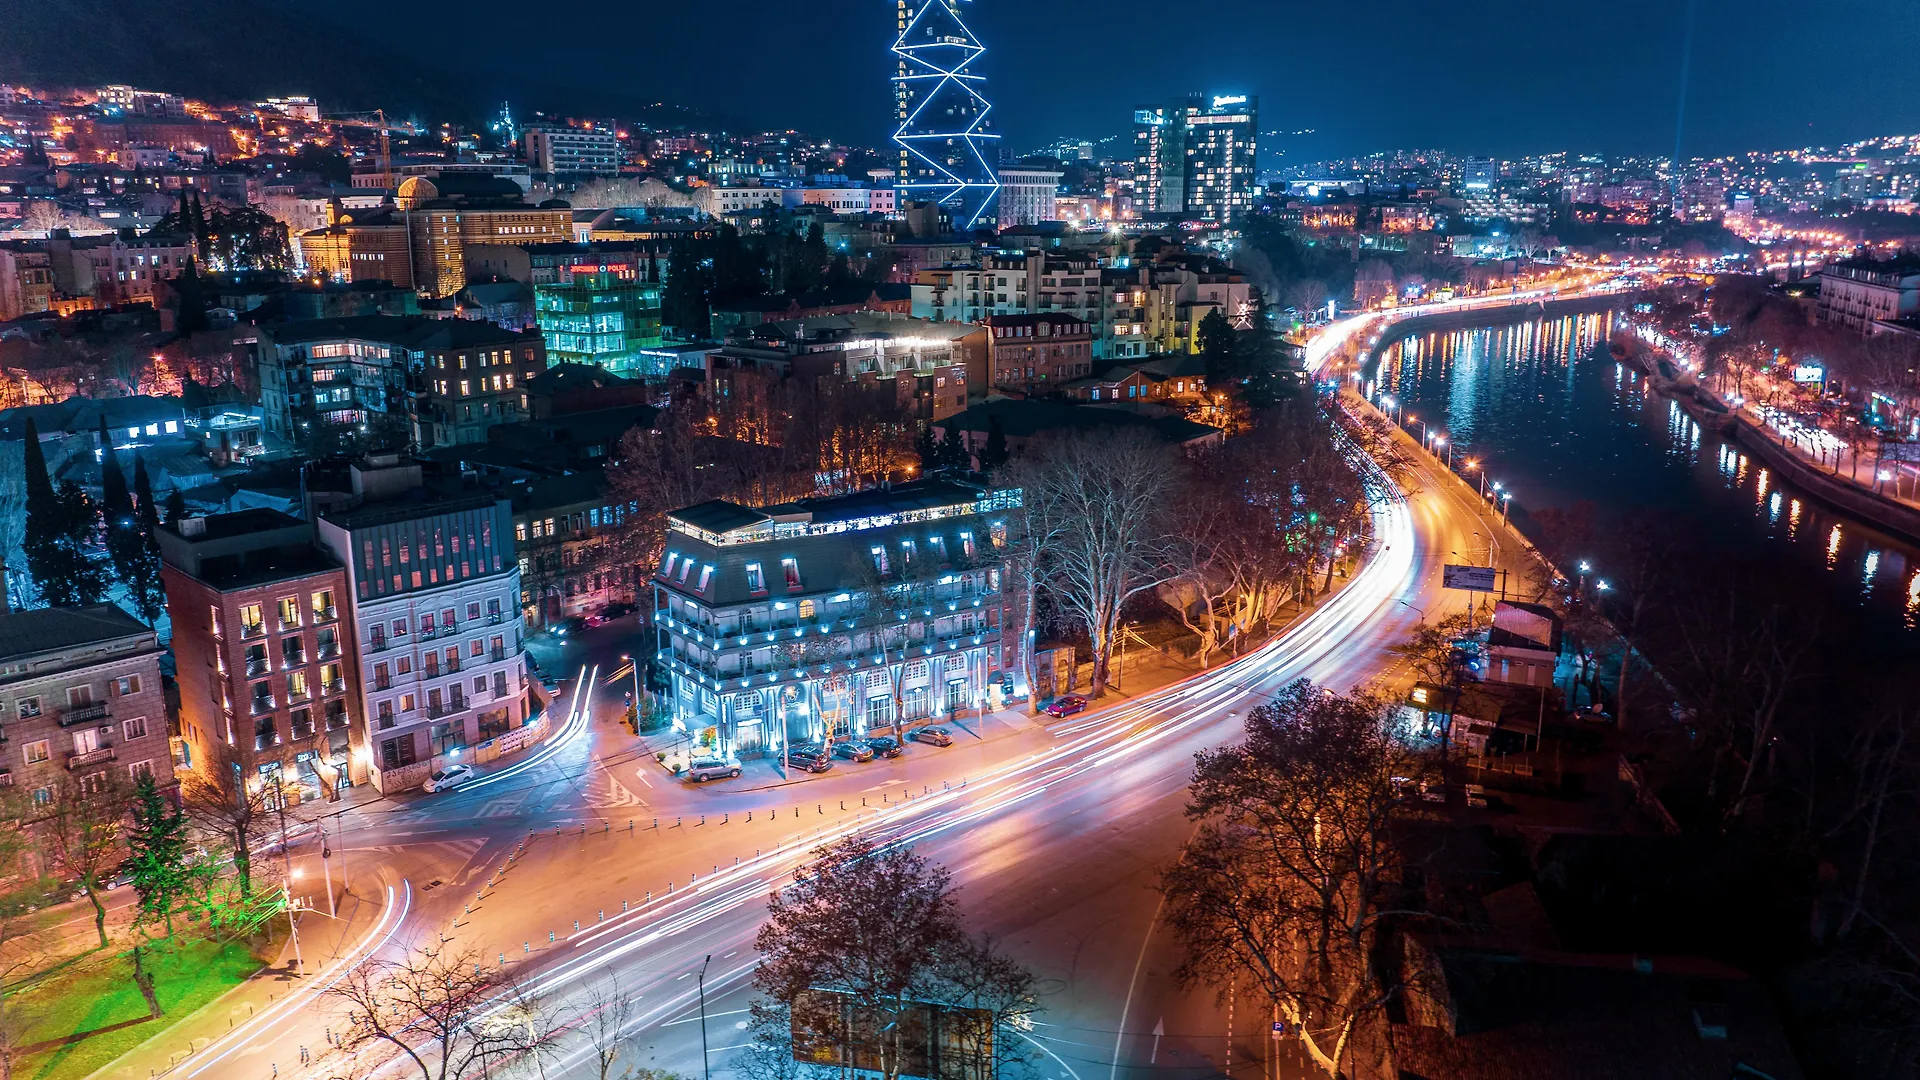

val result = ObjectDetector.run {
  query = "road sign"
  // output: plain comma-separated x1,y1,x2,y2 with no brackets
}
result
1271,1021,1288,1037
1442,564,1498,592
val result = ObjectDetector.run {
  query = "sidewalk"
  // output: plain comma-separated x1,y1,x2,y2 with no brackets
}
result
80,877,392,1080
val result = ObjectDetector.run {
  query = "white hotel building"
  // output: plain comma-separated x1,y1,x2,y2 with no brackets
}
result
652,481,1021,757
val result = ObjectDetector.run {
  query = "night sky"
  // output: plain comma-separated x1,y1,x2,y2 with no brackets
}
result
316,0,1920,160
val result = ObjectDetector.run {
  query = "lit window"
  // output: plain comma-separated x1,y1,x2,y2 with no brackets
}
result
745,562,766,593
697,565,714,591
798,599,816,620
781,557,801,588
871,545,890,575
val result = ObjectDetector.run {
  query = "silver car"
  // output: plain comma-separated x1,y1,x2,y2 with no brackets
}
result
685,758,741,783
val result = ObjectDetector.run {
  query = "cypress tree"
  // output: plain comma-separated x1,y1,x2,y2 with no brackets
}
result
132,454,159,530
979,417,1010,471
125,773,189,938
99,417,132,525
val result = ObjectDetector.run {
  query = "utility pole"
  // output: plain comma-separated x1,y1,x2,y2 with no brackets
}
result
319,814,335,918
698,954,712,1080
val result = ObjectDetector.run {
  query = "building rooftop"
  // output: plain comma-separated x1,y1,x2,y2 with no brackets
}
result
0,603,152,663
264,315,536,350
939,398,1220,444
667,479,1016,545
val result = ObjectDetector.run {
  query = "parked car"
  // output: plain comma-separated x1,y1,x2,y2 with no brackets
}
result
600,601,638,620
785,745,834,773
685,757,742,783
1043,695,1088,718
422,763,476,793
834,740,876,762
865,735,904,759
911,726,954,747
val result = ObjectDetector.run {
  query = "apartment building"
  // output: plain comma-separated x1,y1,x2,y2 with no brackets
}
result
0,605,170,877
523,125,621,176
160,509,362,800
909,250,1101,325
312,455,531,793
1818,254,1920,334
981,313,1094,393
653,481,1021,756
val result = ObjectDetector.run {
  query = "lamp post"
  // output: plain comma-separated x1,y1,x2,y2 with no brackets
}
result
1434,434,1452,471
1499,490,1513,526
697,954,712,1080
1466,459,1485,497
620,653,642,731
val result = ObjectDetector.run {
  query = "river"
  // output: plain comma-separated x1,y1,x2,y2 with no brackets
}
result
1366,308,1920,658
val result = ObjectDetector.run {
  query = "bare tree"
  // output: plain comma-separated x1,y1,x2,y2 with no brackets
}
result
1010,432,1180,695
327,942,563,1080
571,974,642,1080
179,737,274,897
41,772,132,949
1159,680,1434,1078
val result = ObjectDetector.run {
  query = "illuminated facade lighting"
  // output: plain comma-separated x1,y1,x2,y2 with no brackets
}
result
892,0,1000,230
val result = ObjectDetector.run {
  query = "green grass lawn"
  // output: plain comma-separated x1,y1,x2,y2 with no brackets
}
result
12,934,274,1080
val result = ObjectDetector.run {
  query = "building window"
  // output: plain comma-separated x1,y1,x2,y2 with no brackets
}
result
798,599,816,620
697,565,713,591
745,563,766,593
277,596,301,628
23,740,49,765
239,603,265,636
871,545,890,575
959,531,976,559
123,716,148,741
380,735,417,769
782,557,801,588
128,760,154,783
16,697,39,718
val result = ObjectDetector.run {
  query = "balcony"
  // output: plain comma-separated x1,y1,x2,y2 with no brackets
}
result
250,696,275,716
488,612,504,625
245,659,271,678
314,605,338,624
419,625,439,640
58,701,111,727
278,618,302,634
67,745,117,770
445,658,461,674
239,622,266,640
323,678,346,695
491,647,507,662
374,677,392,692
317,641,340,660
370,637,389,652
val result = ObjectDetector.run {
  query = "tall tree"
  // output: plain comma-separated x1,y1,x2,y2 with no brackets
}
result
124,455,167,623
977,417,1009,471
179,738,273,897
97,418,132,525
755,835,1035,1080
1009,431,1180,695
43,772,132,949
25,466,109,608
1159,681,1432,1078
1197,307,1240,385
124,774,190,937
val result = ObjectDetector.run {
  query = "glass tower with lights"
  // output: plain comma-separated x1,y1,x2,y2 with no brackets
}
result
892,0,1000,231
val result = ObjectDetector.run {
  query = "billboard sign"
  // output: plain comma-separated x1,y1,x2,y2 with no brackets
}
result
1442,564,1498,593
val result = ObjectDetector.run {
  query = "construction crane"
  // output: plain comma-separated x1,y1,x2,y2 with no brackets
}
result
321,109,418,184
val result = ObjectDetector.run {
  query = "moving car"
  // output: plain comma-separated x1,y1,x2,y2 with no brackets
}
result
599,601,638,620
865,735,904,759
910,726,954,747
551,615,588,637
834,740,876,762
785,745,834,773
684,758,742,783
1042,695,1088,718
422,763,476,793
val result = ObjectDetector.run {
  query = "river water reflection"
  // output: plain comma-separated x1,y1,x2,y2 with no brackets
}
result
1368,310,1920,651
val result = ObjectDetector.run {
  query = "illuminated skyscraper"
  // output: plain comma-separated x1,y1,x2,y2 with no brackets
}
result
1133,94,1258,225
892,0,1000,231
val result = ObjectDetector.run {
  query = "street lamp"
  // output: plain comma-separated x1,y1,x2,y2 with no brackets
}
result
620,653,642,731
1466,458,1486,497
1499,489,1513,526
1434,434,1453,470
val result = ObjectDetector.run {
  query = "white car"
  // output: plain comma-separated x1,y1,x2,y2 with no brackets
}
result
684,758,741,783
422,763,476,793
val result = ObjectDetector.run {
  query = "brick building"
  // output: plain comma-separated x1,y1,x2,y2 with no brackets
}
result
0,605,170,877
160,509,364,801
981,313,1094,393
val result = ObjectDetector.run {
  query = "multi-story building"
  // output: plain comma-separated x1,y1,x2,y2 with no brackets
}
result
0,605,170,876
996,167,1063,229
299,176,572,297
510,471,637,628
312,455,532,793
910,249,1101,325
653,480,1020,756
708,310,986,422
891,0,1001,230
255,315,548,450
534,264,664,378
523,124,621,176
0,229,193,321
1818,254,1920,334
1133,94,1259,223
981,313,1093,393
159,510,363,800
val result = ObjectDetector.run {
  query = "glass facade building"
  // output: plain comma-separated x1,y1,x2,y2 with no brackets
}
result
534,267,665,377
